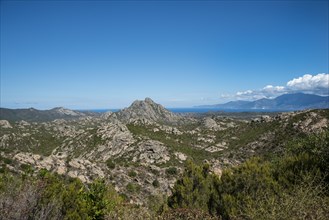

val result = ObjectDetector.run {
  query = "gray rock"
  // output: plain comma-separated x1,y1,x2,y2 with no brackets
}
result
114,98,181,124
136,140,170,164
0,120,12,128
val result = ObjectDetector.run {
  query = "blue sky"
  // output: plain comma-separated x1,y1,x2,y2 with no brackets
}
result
1,0,328,109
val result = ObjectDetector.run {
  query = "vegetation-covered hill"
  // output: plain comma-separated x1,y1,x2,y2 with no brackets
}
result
0,99,328,219
0,107,97,122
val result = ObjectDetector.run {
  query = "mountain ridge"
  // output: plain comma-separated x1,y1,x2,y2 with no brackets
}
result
1,94,328,122
196,93,329,110
0,107,97,122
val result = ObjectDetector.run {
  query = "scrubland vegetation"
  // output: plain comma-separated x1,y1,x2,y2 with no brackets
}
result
1,130,328,219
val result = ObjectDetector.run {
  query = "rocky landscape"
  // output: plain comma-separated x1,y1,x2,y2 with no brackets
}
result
1,98,328,205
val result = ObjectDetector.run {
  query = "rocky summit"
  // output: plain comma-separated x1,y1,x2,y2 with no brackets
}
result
114,97,182,124
0,99,329,218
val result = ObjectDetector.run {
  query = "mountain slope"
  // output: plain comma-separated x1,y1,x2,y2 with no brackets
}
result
0,107,94,122
197,93,329,110
114,97,181,123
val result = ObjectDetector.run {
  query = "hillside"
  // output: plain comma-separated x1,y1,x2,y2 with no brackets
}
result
0,107,97,122
197,93,329,110
0,99,328,219
114,97,182,124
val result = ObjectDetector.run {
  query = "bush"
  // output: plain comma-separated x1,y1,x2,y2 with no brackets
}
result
0,166,5,173
237,175,329,220
0,171,123,220
106,159,115,169
168,161,217,212
2,157,12,164
126,183,140,193
168,131,329,219
20,163,32,172
166,167,178,176
152,179,160,188
160,208,216,220
128,170,137,177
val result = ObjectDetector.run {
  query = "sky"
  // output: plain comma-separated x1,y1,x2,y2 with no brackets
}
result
1,0,328,109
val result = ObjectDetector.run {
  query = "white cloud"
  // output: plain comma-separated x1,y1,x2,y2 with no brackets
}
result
287,73,329,92
236,90,253,96
227,73,328,101
235,90,267,100
262,85,285,92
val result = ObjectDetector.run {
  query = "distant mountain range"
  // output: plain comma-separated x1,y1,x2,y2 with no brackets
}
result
0,107,97,122
196,93,329,110
1,93,328,122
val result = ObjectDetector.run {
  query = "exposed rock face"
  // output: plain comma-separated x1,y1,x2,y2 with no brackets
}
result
52,107,84,116
96,120,135,158
53,119,136,161
115,98,181,124
134,140,170,164
174,152,187,162
100,111,113,119
0,120,12,129
18,120,30,126
13,152,105,183
291,111,328,133
203,117,221,130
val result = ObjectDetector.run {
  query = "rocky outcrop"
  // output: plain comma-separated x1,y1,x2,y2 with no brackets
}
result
133,140,170,164
174,152,187,162
13,152,105,183
51,107,84,116
114,98,181,124
203,117,221,130
291,111,328,133
96,120,135,158
0,120,12,129
100,111,113,119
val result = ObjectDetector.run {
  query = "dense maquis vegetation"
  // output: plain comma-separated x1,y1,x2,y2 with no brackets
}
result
168,130,329,219
1,130,328,219
0,170,122,220
0,169,163,220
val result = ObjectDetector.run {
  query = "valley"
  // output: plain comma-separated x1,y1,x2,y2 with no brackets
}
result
1,98,328,210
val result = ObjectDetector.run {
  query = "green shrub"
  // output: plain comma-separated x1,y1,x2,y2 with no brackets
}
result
20,163,32,172
160,208,216,220
128,170,137,177
168,131,329,219
0,171,122,220
2,157,12,164
126,183,140,193
0,166,5,173
106,159,115,169
152,179,160,188
166,167,178,176
168,161,217,212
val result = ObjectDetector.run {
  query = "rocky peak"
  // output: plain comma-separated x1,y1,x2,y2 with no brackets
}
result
130,98,156,108
115,98,181,124
144,97,155,104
